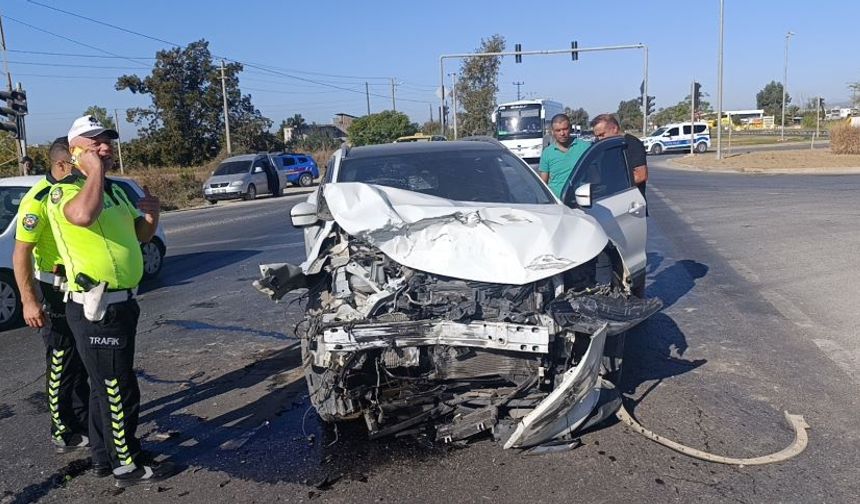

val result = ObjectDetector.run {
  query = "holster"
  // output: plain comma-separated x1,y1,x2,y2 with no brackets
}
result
81,282,109,322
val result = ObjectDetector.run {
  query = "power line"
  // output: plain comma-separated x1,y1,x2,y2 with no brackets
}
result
25,0,393,82
9,49,155,59
21,3,431,104
7,60,146,70
2,15,151,69
13,72,118,80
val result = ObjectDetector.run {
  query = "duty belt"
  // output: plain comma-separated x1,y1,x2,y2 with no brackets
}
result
68,288,137,306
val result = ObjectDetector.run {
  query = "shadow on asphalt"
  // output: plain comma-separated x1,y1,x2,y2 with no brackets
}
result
140,250,261,293
619,254,709,410
139,345,448,486
124,254,712,486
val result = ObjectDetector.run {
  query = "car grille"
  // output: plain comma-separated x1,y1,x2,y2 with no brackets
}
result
210,182,229,188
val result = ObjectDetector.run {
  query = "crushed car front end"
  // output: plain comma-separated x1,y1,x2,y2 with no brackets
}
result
257,176,660,448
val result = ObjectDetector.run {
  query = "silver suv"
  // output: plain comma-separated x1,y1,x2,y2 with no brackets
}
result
203,154,284,204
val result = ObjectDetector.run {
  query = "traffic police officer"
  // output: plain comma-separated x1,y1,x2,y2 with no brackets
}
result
46,115,173,487
13,137,90,453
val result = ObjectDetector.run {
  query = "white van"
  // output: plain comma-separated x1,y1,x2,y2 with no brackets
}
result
642,122,710,154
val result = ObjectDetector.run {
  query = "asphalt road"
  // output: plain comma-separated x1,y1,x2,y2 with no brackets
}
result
1,167,859,503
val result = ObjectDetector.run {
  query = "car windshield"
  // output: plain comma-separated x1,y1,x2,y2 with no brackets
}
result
338,148,555,204
496,104,543,138
0,186,30,232
649,127,667,137
213,160,251,176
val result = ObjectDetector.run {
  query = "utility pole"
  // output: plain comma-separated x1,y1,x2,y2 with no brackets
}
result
781,31,795,141
365,82,371,115
429,104,433,122
220,60,232,155
716,0,725,160
448,72,458,139
391,78,397,111
812,96,820,150
690,80,696,155
513,81,525,101
0,14,23,161
114,108,124,174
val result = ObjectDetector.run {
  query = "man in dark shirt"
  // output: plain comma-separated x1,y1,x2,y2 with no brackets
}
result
590,114,648,199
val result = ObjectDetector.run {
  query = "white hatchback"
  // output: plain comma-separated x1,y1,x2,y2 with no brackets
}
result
0,175,168,331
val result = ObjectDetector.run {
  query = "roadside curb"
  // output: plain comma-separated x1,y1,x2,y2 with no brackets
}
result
666,157,860,175
163,186,317,214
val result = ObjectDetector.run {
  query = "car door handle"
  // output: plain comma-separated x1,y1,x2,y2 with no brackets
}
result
628,203,645,215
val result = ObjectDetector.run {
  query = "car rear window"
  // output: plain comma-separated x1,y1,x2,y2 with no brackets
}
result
338,149,554,204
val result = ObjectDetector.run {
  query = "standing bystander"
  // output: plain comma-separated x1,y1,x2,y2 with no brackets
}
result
591,114,649,199
46,115,174,487
538,114,592,198
13,137,90,454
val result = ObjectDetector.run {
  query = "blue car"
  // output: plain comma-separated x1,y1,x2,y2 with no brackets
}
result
273,153,319,187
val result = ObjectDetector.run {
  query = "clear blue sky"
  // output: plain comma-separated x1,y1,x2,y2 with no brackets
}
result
3,0,858,143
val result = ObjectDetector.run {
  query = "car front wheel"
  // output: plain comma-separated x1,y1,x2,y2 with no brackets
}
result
298,173,313,187
650,144,663,155
0,271,22,331
141,238,165,279
244,184,257,201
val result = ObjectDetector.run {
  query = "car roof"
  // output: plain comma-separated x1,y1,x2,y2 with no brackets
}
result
346,140,500,159
0,174,142,189
221,154,257,162
0,175,44,187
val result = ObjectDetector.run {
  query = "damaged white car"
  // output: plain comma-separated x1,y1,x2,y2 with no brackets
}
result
256,138,661,448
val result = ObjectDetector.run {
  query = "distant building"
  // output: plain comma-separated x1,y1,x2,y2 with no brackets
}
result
284,113,356,143
333,113,357,133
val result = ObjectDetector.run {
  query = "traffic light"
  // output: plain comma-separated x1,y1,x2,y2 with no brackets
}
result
692,81,702,111
515,43,522,63
571,41,579,61
0,90,19,137
9,90,26,115
646,95,655,116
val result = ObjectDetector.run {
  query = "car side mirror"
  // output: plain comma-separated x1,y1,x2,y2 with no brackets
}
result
574,183,592,208
290,202,318,227
253,166,265,173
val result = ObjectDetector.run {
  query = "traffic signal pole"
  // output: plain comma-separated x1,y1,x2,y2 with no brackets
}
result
0,13,24,160
439,43,649,136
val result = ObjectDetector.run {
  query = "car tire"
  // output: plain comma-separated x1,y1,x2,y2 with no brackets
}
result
0,270,22,331
244,184,256,201
207,199,217,205
695,142,708,153
141,238,165,280
301,336,343,423
650,144,663,155
298,173,313,187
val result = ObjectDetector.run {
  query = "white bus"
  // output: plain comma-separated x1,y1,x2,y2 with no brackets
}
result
492,99,564,164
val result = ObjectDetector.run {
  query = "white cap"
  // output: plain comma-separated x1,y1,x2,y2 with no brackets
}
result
67,115,119,144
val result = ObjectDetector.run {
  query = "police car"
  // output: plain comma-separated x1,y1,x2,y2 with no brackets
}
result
642,121,710,154
0,175,167,331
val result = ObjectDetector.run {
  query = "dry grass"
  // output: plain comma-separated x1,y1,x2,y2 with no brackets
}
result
123,164,212,211
672,149,860,172
830,123,860,154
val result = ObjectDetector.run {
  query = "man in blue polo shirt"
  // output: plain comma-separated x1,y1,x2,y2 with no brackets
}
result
539,114,591,198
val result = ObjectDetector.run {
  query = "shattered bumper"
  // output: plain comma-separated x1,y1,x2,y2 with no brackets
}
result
313,319,549,367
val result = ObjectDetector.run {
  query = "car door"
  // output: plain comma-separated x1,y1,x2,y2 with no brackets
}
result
560,137,647,278
252,156,269,193
665,126,681,150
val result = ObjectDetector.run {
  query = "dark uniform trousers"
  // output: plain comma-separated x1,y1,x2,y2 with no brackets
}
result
37,281,89,443
66,298,142,470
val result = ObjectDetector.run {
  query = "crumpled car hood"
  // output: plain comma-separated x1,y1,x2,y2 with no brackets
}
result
319,183,609,285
